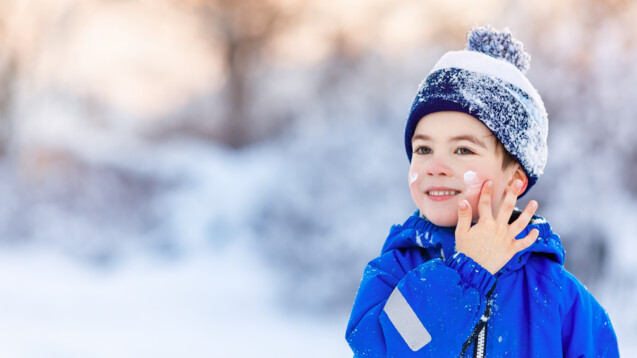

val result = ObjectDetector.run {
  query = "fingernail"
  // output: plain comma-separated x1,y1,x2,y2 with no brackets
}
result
486,181,493,188
459,200,468,209
530,200,538,208
514,180,523,188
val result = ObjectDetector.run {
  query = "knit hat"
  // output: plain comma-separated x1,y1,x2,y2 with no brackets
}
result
404,26,548,196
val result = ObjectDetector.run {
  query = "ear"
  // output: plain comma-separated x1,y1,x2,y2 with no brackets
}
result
509,165,528,196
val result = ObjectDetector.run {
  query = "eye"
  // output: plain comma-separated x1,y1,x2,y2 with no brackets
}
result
455,147,474,155
414,146,431,155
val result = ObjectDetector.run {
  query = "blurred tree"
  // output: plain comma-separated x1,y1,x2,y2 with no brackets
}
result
179,0,299,148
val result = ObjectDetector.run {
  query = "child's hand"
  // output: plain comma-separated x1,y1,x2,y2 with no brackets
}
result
455,180,539,275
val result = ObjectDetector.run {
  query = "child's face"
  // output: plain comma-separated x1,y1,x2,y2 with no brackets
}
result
409,111,526,227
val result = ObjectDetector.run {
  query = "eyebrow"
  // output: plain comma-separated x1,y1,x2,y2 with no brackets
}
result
450,135,488,149
412,134,488,149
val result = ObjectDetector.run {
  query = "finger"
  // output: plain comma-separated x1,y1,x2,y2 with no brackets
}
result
455,199,472,235
512,228,539,253
477,181,494,219
509,200,538,235
496,179,523,226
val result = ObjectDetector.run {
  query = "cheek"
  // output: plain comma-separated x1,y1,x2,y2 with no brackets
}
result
462,170,489,212
408,170,423,205
463,170,482,194
409,172,419,185
408,164,424,188
463,170,486,202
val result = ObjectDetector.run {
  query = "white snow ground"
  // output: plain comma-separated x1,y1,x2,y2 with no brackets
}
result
0,244,351,358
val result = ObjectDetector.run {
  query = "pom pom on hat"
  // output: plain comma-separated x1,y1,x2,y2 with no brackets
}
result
404,26,548,197
467,26,531,74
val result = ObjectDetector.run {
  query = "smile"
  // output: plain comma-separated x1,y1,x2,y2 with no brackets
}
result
427,190,459,196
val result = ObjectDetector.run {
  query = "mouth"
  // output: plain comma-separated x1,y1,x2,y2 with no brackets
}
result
427,190,459,196
425,187,461,201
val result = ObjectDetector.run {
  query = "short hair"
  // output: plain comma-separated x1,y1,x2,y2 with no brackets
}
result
496,140,518,170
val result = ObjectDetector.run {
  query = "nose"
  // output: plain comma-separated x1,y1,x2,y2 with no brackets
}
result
426,157,452,177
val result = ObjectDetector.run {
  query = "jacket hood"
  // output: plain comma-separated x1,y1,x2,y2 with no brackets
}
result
382,211,565,272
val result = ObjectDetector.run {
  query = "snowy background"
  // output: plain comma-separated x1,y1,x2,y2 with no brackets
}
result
0,0,636,356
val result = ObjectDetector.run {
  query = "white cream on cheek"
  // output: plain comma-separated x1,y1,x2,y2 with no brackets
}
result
463,170,482,193
409,172,418,185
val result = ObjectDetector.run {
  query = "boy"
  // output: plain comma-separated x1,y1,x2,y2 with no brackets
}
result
345,26,619,357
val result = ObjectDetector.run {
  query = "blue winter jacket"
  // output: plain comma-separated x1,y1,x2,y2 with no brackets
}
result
346,211,619,357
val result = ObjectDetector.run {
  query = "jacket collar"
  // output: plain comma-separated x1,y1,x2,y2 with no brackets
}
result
381,211,565,271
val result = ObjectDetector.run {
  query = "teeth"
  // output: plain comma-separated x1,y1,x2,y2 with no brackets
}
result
428,190,458,196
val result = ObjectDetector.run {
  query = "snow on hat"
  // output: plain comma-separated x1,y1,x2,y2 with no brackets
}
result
404,26,548,196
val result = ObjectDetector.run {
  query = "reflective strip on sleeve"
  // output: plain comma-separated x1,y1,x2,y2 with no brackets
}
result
383,288,432,351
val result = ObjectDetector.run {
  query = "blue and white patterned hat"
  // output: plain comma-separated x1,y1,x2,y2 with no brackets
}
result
404,26,548,196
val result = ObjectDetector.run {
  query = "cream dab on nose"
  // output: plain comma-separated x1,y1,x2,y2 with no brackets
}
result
409,172,418,185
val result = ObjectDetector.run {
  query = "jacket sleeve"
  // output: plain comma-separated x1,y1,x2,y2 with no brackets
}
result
561,273,620,357
345,248,496,357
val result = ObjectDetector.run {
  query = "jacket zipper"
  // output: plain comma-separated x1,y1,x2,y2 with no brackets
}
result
460,298,492,357
473,323,487,358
